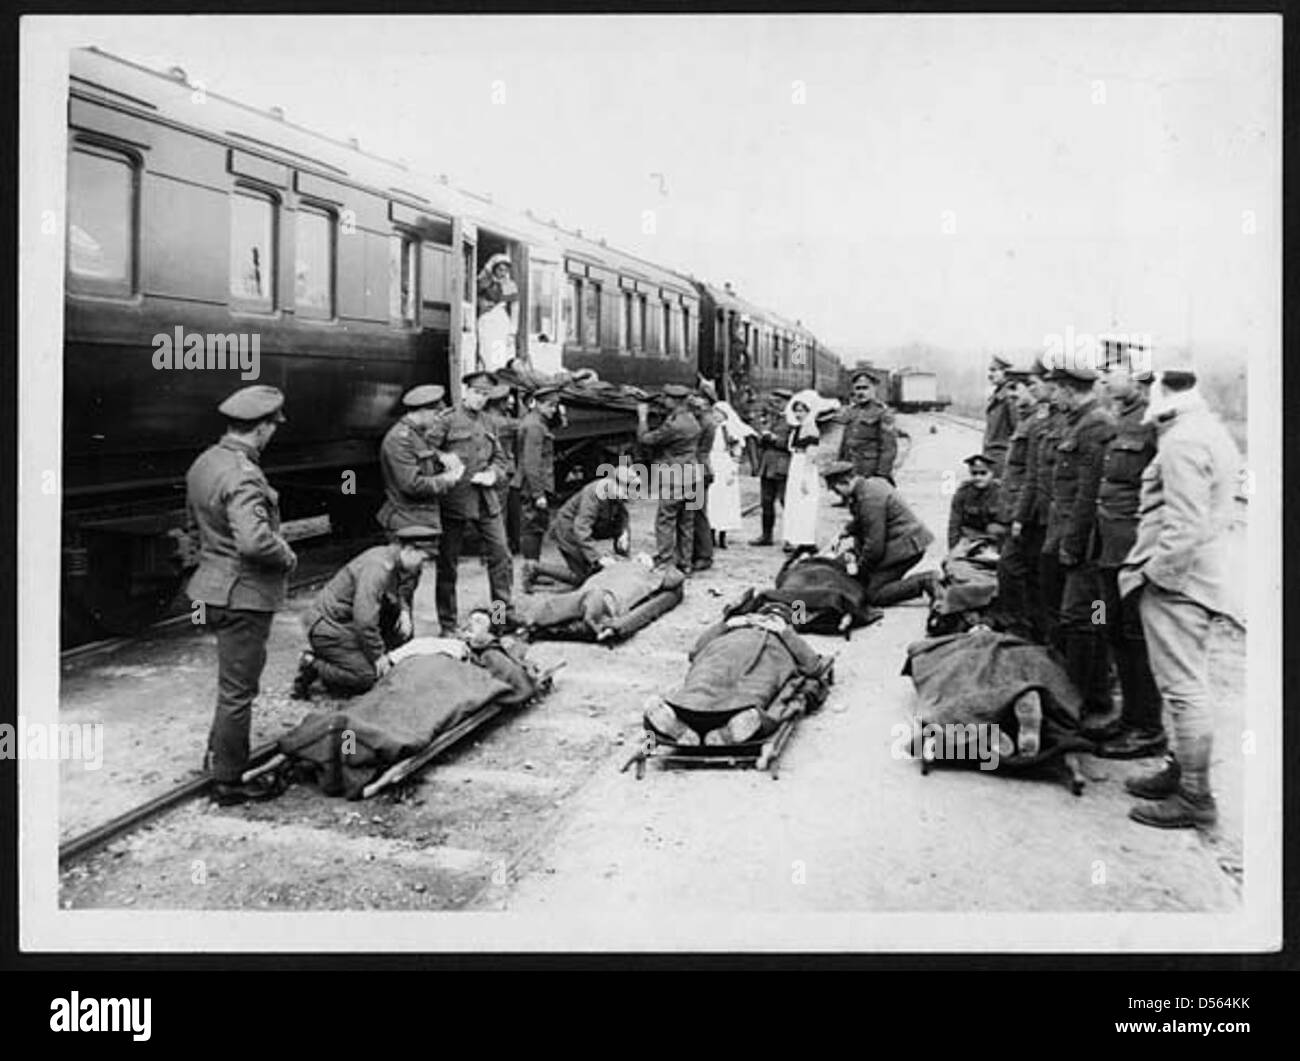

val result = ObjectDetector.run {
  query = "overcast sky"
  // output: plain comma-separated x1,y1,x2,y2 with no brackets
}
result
35,14,1279,362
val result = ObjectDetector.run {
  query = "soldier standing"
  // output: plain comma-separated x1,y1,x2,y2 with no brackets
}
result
1091,349,1165,759
516,384,563,589
689,385,718,572
484,382,522,554
637,383,702,573
749,389,792,547
1120,368,1241,829
1012,364,1069,643
983,355,1021,472
291,526,439,697
837,369,898,483
376,384,458,636
997,363,1048,632
425,370,514,632
185,385,296,805
1044,364,1117,731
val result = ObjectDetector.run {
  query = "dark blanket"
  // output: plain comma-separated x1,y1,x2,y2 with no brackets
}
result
925,539,1000,635
727,555,883,635
901,628,1092,770
278,652,518,798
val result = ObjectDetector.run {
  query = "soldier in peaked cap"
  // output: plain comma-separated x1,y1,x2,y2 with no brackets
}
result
516,384,565,586
424,367,514,633
837,369,898,484
291,526,440,699
984,355,1021,471
186,385,296,806
947,453,1005,549
484,380,522,554
749,391,795,546
637,382,701,571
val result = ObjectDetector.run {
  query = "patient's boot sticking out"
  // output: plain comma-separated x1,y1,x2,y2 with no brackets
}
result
1014,688,1042,757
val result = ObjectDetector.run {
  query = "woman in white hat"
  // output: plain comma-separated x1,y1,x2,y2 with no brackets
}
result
476,253,518,372
781,389,824,553
706,400,755,548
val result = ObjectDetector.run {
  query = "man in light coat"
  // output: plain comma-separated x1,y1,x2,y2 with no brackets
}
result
1118,369,1242,829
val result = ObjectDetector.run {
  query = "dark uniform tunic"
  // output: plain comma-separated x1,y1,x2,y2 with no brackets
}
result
1094,393,1162,734
1047,395,1117,717
545,479,630,583
637,406,702,570
692,407,718,565
753,412,792,541
983,380,1020,472
423,406,513,630
514,409,557,561
1014,405,1068,641
377,414,448,535
947,480,1005,549
485,407,522,553
996,401,1048,633
837,398,898,482
304,544,412,694
185,435,297,782
844,477,935,605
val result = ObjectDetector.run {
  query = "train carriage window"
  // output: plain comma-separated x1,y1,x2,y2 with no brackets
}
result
389,233,418,324
529,261,557,339
67,145,136,296
638,295,648,354
681,305,691,360
230,188,277,310
295,206,335,318
623,291,636,351
661,303,671,357
564,276,581,342
583,281,602,348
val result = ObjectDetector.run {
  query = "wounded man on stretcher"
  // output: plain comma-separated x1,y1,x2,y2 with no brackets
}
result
515,553,686,642
643,602,834,747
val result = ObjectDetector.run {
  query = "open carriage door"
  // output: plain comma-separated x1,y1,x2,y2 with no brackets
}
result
451,217,478,395
524,244,563,374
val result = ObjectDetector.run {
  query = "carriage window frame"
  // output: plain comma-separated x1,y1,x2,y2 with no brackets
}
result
564,275,582,343
294,201,336,321
66,140,140,299
389,229,420,326
583,279,602,349
229,184,279,313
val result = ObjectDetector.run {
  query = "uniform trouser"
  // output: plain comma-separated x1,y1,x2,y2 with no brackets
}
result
205,606,274,782
760,476,785,539
552,532,600,585
1098,571,1163,734
1037,546,1065,649
498,484,522,554
1139,582,1215,796
1058,559,1113,718
692,473,714,563
306,614,381,695
997,520,1044,636
864,549,929,606
519,492,550,561
436,512,513,630
654,497,697,570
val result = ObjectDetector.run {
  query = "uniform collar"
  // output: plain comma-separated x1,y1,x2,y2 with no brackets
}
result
220,434,262,463
1066,395,1099,422
1118,392,1148,420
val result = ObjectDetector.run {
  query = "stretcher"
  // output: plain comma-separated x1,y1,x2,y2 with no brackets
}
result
621,656,834,780
523,584,684,645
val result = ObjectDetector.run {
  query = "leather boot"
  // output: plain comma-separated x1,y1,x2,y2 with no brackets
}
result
290,651,317,700
1128,788,1217,830
1063,633,1113,721
1124,754,1181,799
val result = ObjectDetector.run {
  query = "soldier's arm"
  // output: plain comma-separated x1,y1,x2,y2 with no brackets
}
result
688,621,729,661
351,560,393,663
485,424,509,481
227,476,296,570
1143,442,1215,592
1014,428,1040,525
571,489,606,567
636,415,683,449
1063,420,1115,560
858,485,888,566
877,407,898,477
386,431,449,499
947,486,965,549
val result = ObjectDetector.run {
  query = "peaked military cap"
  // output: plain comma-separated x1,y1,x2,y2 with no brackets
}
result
532,383,562,400
660,383,692,399
769,387,793,403
218,384,286,422
964,453,996,470
821,460,857,481
402,384,445,409
395,524,441,543
990,354,1012,369
1049,363,1099,383
850,369,880,385
462,370,498,389
487,382,512,400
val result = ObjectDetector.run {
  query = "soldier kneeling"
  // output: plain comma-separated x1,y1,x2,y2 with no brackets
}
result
292,526,440,698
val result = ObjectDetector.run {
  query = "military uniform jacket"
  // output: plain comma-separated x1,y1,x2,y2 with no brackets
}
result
754,416,792,479
1014,406,1066,527
550,481,629,567
423,406,509,521
695,411,717,478
983,382,1020,468
307,544,409,663
666,619,824,717
185,436,295,611
998,403,1041,521
837,398,898,480
377,415,448,533
845,477,934,568
1094,394,1157,568
637,408,701,498
1043,397,1117,560
513,410,556,496
484,409,520,480
947,480,1005,549
1117,394,1242,621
